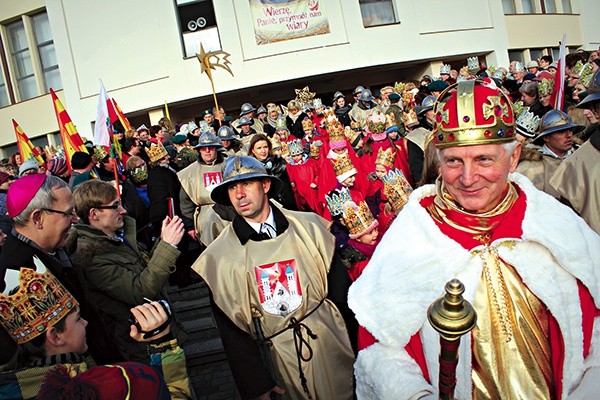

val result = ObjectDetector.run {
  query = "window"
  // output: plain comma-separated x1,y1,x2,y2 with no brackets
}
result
508,50,524,63
522,0,535,13
176,0,221,58
7,20,37,101
33,12,62,91
502,0,516,14
529,48,543,62
543,0,556,13
561,0,572,13
0,69,9,107
359,0,399,28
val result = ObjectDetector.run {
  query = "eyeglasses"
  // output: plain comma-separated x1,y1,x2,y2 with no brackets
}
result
41,208,76,218
94,200,122,210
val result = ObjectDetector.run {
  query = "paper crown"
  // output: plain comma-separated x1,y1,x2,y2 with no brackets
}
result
309,140,322,158
145,141,168,162
394,82,406,93
385,113,397,129
342,198,379,239
288,139,304,156
515,108,541,138
538,79,554,97
128,164,148,183
432,79,516,149
313,98,323,108
375,147,396,170
275,117,288,131
270,135,282,150
513,61,525,73
467,57,480,73
0,263,78,344
327,119,347,150
332,155,357,183
366,111,387,135
344,126,363,147
382,168,413,213
350,119,365,131
301,118,314,131
325,187,353,218
280,141,290,158
402,108,419,128
570,60,593,80
440,64,451,75
94,146,108,161
579,63,595,88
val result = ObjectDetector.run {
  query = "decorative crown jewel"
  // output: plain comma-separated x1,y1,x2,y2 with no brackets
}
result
467,57,480,73
366,111,386,134
0,263,78,344
301,118,314,131
309,140,322,158
375,147,396,170
325,187,353,218
288,139,304,156
432,79,516,149
145,141,168,162
402,108,419,128
332,155,357,183
382,168,413,213
515,109,541,137
440,64,452,75
342,198,379,239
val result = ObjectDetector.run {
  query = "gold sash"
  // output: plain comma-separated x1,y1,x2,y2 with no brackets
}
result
428,179,554,399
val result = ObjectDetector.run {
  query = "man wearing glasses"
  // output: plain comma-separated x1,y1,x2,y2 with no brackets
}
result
68,179,186,363
0,174,117,366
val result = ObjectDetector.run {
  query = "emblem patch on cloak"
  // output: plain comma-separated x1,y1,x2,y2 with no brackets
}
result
203,171,223,192
254,259,303,317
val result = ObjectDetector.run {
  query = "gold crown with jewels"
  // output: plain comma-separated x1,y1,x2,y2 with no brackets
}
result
343,198,378,239
382,168,413,213
375,147,396,170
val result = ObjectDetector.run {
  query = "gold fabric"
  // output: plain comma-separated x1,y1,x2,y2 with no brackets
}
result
471,246,553,399
193,208,354,399
428,179,553,399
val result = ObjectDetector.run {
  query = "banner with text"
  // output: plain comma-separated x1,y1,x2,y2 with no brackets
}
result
250,0,330,45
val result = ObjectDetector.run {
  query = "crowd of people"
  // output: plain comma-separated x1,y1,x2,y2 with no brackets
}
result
0,49,599,399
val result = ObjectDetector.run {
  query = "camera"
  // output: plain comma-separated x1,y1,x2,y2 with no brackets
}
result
128,299,172,339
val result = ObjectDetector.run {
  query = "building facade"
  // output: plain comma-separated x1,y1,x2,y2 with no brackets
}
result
0,0,598,157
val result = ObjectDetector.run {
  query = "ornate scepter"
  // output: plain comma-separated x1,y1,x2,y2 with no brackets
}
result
427,279,477,400
196,44,234,128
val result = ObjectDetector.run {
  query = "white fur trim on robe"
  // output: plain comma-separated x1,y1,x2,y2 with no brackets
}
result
348,172,600,399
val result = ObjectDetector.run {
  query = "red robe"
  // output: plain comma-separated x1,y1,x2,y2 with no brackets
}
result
286,157,320,213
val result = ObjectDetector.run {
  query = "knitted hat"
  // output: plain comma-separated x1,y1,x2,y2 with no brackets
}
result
18,158,40,177
6,174,47,218
47,157,69,177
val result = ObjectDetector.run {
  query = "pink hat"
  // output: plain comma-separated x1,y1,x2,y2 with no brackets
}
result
6,174,47,218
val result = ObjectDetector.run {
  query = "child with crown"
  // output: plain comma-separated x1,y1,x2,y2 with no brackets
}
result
285,139,320,213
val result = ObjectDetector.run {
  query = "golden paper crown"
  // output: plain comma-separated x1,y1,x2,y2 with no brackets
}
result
0,265,78,344
301,118,314,131
538,79,554,97
280,141,289,158
94,146,108,161
580,63,595,88
323,107,336,120
309,140,322,158
350,119,364,131
343,199,378,239
394,81,406,94
270,135,282,150
344,126,363,146
385,113,397,129
382,168,413,213
332,155,357,182
433,79,516,149
402,108,419,128
375,147,396,170
327,120,346,142
145,141,168,162
570,60,588,78
402,91,414,106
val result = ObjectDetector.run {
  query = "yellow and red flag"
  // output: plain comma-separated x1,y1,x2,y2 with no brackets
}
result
13,119,45,167
50,89,88,172
108,97,132,132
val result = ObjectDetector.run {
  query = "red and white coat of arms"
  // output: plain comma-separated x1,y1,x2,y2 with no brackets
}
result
203,171,223,192
254,259,303,317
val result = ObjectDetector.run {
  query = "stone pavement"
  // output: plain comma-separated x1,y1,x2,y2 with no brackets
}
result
168,281,241,400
